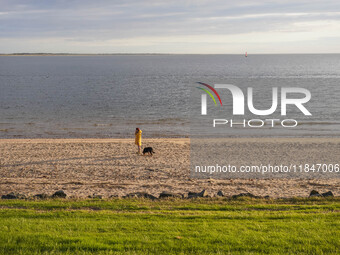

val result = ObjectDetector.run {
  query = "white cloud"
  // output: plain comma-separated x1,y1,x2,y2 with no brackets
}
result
1,0,340,53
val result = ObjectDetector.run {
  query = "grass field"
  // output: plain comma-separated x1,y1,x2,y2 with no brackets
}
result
0,198,339,254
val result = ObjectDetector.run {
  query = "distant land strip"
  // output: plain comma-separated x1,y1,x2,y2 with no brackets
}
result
0,53,178,56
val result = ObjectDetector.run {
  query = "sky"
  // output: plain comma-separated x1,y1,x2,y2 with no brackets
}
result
1,0,340,54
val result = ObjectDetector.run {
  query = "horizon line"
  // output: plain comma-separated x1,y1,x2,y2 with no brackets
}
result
1,52,340,56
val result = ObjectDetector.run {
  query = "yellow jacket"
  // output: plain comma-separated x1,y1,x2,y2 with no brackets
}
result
135,130,142,146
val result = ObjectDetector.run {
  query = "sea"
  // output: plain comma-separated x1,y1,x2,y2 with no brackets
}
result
1,54,340,138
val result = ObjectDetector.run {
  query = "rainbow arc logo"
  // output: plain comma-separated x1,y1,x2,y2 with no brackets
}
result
196,82,223,115
196,82,223,106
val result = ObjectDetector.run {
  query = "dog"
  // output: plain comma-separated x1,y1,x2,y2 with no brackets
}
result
142,147,155,156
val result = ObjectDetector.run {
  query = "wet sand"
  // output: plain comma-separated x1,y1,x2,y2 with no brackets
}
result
0,138,339,198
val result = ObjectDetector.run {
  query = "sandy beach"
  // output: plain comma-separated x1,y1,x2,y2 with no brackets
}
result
0,138,339,198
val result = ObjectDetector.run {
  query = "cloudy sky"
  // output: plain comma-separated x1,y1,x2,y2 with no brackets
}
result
1,0,340,53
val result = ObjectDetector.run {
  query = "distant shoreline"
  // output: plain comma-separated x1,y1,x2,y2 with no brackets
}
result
0,53,176,56
1,53,339,56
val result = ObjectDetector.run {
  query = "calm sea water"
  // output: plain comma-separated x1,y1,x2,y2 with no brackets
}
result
1,54,340,138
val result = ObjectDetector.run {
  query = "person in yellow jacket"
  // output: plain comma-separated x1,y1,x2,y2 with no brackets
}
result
135,128,142,154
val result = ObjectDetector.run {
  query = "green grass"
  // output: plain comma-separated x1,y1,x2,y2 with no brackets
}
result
0,198,339,254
